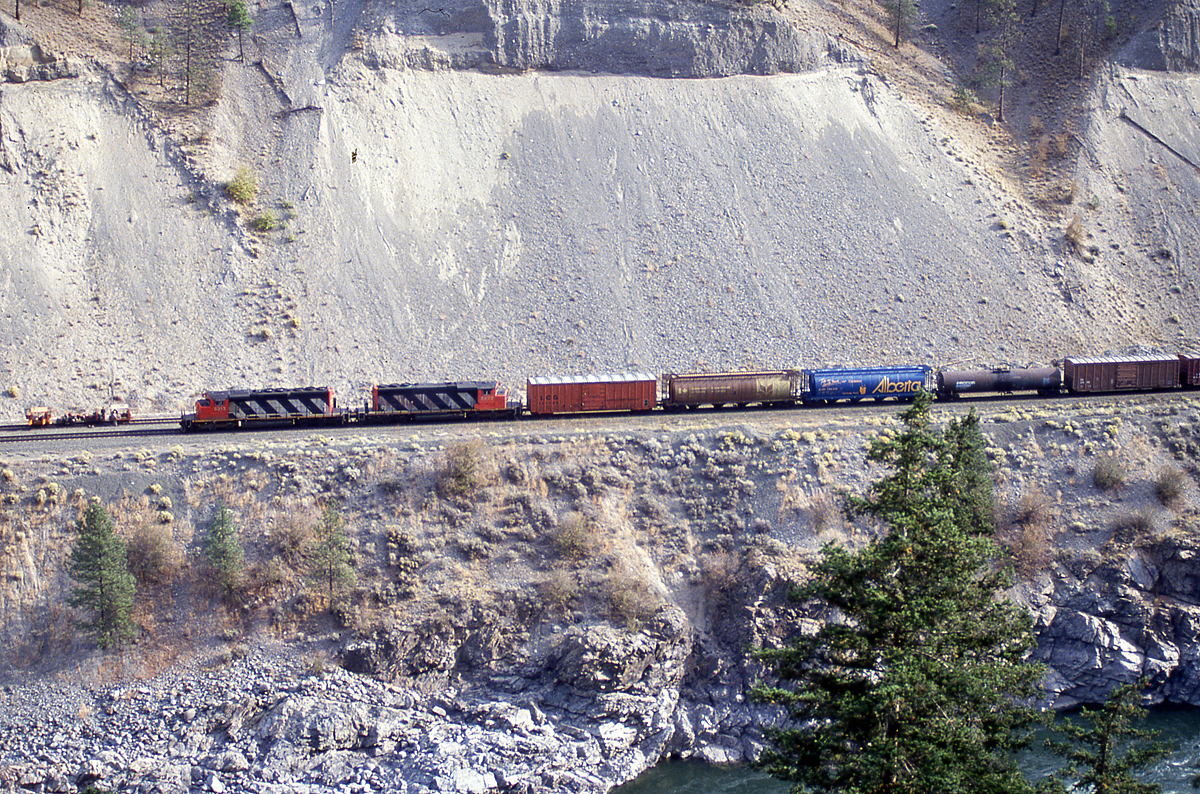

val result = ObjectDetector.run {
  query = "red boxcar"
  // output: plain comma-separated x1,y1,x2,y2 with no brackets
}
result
1179,354,1200,387
1063,355,1181,393
526,373,657,416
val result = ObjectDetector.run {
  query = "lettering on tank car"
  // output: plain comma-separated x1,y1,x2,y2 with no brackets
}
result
956,381,977,390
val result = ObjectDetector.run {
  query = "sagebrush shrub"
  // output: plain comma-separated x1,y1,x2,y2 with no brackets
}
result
441,440,491,497
552,513,591,561
127,520,183,586
225,166,258,204
250,211,277,232
1092,455,1126,491
1155,466,1186,506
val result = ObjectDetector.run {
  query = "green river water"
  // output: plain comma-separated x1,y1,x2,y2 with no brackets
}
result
614,710,1200,794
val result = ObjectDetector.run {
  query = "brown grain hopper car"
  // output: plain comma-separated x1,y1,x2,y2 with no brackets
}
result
663,370,801,409
1063,355,1181,393
526,373,657,416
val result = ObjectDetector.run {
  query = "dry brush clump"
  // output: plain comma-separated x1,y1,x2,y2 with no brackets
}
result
550,512,594,562
225,166,258,205
1065,213,1086,252
537,569,578,615
125,520,185,587
605,565,663,631
699,548,746,609
1092,454,1127,491
271,508,315,566
1107,509,1157,552
1154,465,1187,506
998,486,1055,577
439,440,495,499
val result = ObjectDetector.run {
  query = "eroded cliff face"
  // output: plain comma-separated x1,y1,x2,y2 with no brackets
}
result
0,0,1196,420
1036,535,1200,707
359,0,847,76
1119,0,1200,71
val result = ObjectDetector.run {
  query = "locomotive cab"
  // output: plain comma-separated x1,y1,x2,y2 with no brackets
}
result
476,384,509,412
194,393,232,422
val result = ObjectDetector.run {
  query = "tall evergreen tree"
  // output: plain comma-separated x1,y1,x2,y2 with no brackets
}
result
68,502,137,649
203,503,245,598
754,393,1043,794
227,0,253,63
308,502,355,610
944,407,997,533
888,0,917,48
978,0,1020,122
118,6,142,62
148,26,173,89
1041,680,1169,794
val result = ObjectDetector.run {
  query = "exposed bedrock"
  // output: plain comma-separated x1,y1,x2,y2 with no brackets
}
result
357,0,856,77
1036,538,1200,707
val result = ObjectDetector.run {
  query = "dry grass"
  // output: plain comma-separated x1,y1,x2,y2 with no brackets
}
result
999,486,1055,577
1092,455,1127,491
551,512,593,562
126,521,185,587
1154,465,1187,506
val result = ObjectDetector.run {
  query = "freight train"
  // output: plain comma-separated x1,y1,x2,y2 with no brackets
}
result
162,352,1199,432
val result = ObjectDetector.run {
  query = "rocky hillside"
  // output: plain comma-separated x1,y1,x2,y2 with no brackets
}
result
2,0,1200,790
0,0,1196,418
1,396,1199,792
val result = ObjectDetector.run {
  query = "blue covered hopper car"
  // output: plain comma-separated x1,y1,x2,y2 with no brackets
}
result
803,365,932,404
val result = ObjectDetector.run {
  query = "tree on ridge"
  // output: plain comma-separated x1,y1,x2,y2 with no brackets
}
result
754,392,1043,794
69,502,137,649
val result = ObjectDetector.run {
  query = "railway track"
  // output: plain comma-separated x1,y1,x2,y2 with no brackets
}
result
0,390,1188,449
0,420,180,445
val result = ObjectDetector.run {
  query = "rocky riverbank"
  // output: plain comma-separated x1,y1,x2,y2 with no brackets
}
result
0,626,773,794
2,395,1200,792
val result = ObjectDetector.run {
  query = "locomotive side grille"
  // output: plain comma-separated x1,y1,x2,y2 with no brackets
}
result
376,385,480,414
230,393,330,418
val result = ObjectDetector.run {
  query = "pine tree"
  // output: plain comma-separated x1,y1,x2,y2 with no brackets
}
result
227,0,253,63
118,6,142,62
68,502,137,649
754,392,1043,794
978,0,1020,122
148,26,173,89
202,503,244,597
1042,680,1169,794
888,0,917,48
308,502,355,610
